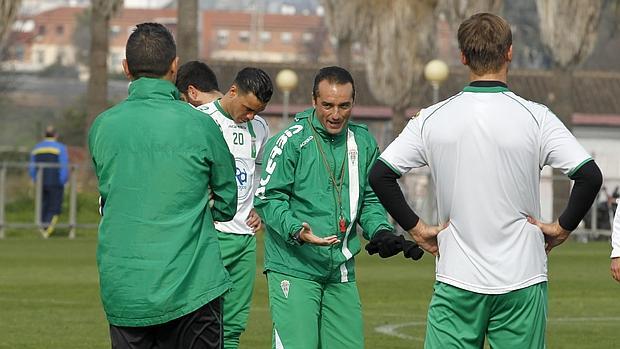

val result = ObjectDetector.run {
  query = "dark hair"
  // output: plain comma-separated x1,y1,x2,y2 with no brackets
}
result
312,66,355,101
176,61,220,94
44,126,56,138
233,67,273,104
125,22,176,79
457,13,512,75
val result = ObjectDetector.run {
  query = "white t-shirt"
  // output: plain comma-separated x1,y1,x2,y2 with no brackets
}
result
611,199,620,258
380,84,591,294
197,100,269,235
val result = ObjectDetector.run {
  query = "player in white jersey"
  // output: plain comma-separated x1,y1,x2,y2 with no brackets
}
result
369,13,603,348
610,201,620,282
176,64,273,349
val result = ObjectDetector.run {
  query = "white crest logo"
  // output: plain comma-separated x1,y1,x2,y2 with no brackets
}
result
280,280,290,299
349,150,358,166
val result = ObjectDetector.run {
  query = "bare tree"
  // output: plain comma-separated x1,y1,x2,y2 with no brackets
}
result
177,0,198,63
320,0,374,69
0,0,21,54
86,0,123,136
362,0,438,135
536,0,603,219
443,0,503,21
322,1,439,135
436,0,503,65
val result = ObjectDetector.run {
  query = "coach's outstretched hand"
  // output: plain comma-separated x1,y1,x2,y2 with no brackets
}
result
298,222,340,246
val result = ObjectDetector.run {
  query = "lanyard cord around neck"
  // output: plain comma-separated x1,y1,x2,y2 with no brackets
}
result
308,115,348,233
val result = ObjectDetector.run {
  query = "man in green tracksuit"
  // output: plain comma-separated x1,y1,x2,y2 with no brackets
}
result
89,23,237,348
254,66,423,349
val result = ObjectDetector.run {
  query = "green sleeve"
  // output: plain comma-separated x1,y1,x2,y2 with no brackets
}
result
253,134,303,245
358,141,393,240
205,117,238,222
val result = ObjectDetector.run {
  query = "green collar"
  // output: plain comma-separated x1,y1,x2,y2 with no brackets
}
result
462,85,510,93
214,99,234,121
127,78,180,101
463,81,510,93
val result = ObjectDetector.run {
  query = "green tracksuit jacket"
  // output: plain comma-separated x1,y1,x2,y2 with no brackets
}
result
254,108,392,283
88,78,236,326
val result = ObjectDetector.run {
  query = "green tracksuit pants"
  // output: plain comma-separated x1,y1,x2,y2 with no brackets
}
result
218,233,257,349
425,281,547,349
267,271,364,349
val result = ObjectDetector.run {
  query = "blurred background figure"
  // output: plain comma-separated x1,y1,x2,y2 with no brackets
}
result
28,125,69,237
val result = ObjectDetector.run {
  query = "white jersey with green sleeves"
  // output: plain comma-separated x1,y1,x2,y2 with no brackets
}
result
196,100,269,235
379,85,592,294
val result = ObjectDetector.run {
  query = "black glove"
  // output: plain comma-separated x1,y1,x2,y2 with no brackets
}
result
402,239,424,260
365,230,405,258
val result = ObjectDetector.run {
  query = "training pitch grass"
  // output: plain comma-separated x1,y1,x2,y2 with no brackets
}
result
0,231,617,348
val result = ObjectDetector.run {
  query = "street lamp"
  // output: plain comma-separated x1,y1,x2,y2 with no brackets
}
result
275,69,299,125
424,59,449,104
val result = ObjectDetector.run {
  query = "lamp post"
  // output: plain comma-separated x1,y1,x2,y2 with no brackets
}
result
424,59,449,104
275,69,299,126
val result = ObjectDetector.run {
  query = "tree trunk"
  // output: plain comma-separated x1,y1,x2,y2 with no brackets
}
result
177,0,199,63
391,106,408,138
0,0,21,53
85,8,109,139
336,37,352,70
550,68,574,220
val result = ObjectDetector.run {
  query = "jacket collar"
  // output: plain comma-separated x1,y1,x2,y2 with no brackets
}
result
463,80,510,93
127,78,180,101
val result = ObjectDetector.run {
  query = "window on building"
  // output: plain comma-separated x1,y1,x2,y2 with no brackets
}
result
217,29,229,46
110,53,122,68
36,50,45,64
238,30,250,43
57,49,65,64
38,25,46,36
56,25,64,35
110,25,121,37
302,32,314,43
280,32,292,44
259,31,271,43
14,45,24,60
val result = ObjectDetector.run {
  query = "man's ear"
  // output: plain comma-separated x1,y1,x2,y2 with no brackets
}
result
187,85,199,102
122,59,133,80
312,95,317,108
506,44,513,62
460,52,467,66
228,84,238,98
169,56,179,80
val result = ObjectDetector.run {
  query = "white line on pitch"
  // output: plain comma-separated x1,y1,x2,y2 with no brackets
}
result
374,316,620,341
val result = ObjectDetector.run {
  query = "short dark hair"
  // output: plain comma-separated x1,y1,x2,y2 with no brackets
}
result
44,125,56,138
457,13,512,75
233,67,273,104
176,61,220,94
125,22,176,79
312,66,355,101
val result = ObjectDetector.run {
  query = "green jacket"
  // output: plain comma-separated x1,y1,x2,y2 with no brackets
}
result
88,78,236,326
254,108,392,283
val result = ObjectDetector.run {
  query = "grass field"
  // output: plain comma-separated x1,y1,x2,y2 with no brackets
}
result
0,230,618,348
